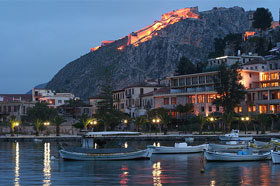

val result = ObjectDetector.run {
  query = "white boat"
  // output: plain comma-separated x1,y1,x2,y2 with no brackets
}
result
253,140,270,148
59,147,153,161
219,130,253,141
204,149,271,161
147,143,208,154
271,138,280,144
208,143,247,150
271,150,280,163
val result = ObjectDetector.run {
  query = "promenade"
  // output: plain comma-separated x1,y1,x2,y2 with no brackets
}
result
1,131,280,142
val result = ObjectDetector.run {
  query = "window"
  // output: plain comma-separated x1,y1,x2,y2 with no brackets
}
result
259,105,267,114
192,77,198,85
248,106,252,112
262,66,264,69
206,75,213,83
209,106,212,112
8,106,11,112
0,106,1,112
249,83,252,88
270,64,273,69
250,67,253,70
164,98,169,105
201,106,205,112
252,106,256,112
216,106,219,112
186,78,191,85
255,66,257,70
179,78,185,86
14,106,17,112
271,91,278,99
171,97,176,105
197,95,204,103
261,91,268,100
199,76,205,84
58,100,62,104
132,88,134,95
171,111,177,118
140,88,144,95
271,73,278,80
238,107,242,113
187,96,195,103
207,95,216,103
249,73,252,78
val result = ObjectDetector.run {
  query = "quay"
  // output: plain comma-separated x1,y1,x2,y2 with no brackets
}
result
1,132,280,142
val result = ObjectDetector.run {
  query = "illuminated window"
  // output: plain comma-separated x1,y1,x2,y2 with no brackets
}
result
261,91,268,100
164,98,169,105
197,95,204,103
171,111,177,118
234,107,238,113
248,106,252,112
259,105,267,114
208,95,216,103
252,106,256,112
238,107,242,113
271,82,279,87
271,73,278,80
270,105,276,113
171,97,176,105
188,96,195,103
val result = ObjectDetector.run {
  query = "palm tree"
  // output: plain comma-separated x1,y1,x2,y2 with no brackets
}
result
53,115,66,136
135,116,149,132
222,112,235,133
255,114,271,134
34,119,42,136
9,116,20,136
196,115,207,135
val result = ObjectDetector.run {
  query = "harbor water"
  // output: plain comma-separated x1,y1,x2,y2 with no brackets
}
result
0,141,280,186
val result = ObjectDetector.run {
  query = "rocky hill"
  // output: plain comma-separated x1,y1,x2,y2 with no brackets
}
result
47,6,250,99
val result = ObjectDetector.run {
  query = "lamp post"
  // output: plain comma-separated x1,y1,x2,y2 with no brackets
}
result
152,118,161,134
15,122,20,137
241,116,250,134
209,117,216,134
90,120,98,131
43,122,50,136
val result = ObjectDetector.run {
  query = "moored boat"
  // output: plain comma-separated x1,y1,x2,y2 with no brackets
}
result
147,143,208,154
271,150,280,163
59,146,153,161
219,130,253,141
208,143,247,150
204,149,271,161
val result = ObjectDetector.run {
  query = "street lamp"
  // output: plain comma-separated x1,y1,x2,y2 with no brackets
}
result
241,116,250,134
152,118,161,134
209,117,216,134
44,122,50,126
15,122,20,137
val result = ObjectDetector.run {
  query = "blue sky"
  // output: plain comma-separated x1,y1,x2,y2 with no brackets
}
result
0,0,279,94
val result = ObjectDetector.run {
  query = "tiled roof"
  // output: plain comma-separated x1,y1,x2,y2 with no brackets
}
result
0,94,32,102
141,87,170,97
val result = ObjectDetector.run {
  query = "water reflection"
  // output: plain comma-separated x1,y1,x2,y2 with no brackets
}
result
14,142,20,186
210,180,215,186
120,165,129,186
43,142,51,186
153,162,162,186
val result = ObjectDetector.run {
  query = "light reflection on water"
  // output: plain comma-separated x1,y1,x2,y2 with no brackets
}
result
43,142,51,186
14,142,20,186
2,141,280,185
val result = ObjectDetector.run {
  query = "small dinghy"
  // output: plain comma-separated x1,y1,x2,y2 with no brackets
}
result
204,148,271,162
59,146,153,161
147,143,208,154
219,130,253,141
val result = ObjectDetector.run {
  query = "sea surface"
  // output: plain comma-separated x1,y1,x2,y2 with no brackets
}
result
0,141,280,186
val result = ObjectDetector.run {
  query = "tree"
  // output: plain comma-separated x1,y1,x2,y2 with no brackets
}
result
135,116,149,132
253,8,273,31
95,68,125,131
9,116,20,136
67,98,84,119
196,115,207,135
175,57,196,75
147,108,171,134
27,102,57,136
53,115,65,136
213,62,246,114
255,114,271,134
222,112,235,133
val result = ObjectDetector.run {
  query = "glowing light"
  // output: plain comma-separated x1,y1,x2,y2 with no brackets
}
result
90,7,199,51
245,116,250,121
124,142,128,148
117,45,125,51
43,142,51,186
244,31,256,41
210,117,214,122
120,165,129,186
210,180,216,186
152,162,162,186
90,46,101,52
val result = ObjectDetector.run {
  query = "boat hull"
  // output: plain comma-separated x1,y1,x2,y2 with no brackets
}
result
271,151,280,163
59,149,152,161
204,151,271,161
147,144,208,154
208,143,247,150
219,136,253,141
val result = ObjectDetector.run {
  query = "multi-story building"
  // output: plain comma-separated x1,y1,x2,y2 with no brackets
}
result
113,83,166,117
88,96,105,115
0,94,35,121
32,88,76,108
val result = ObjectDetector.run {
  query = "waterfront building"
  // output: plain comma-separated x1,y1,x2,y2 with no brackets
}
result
112,83,166,117
32,88,76,108
88,96,104,114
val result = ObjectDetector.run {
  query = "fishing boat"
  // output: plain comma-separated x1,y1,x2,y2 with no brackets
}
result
253,140,270,148
204,148,271,161
208,143,248,150
147,143,208,154
59,146,153,161
218,130,253,141
271,150,280,163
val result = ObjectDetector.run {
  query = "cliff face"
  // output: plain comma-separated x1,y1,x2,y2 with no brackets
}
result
47,7,249,99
